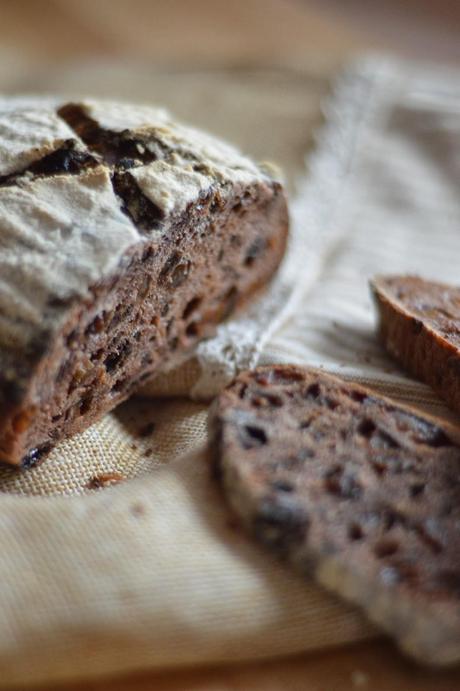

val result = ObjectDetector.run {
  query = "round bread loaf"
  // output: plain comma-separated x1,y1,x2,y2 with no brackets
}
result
0,98,288,466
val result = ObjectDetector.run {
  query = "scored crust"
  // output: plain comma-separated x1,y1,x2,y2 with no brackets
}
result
0,97,288,466
371,275,460,415
209,365,460,665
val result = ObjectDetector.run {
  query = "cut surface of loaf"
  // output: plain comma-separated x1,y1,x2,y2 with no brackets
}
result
0,97,288,466
209,365,460,665
372,275,460,414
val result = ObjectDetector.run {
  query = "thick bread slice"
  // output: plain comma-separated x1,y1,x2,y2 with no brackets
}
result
372,275,460,414
209,365,460,665
0,97,288,467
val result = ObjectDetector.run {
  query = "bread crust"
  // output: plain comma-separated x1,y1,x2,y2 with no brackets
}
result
371,275,460,414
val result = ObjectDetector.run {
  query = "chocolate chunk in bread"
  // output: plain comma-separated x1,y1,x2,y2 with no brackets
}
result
372,275,460,415
209,365,460,665
0,97,288,467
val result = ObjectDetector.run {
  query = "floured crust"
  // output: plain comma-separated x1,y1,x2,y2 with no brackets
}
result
130,161,212,217
0,168,140,349
79,99,170,132
0,100,75,176
0,96,287,466
210,365,460,665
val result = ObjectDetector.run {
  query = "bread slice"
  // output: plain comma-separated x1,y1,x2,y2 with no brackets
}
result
209,365,460,665
372,275,460,414
0,97,288,467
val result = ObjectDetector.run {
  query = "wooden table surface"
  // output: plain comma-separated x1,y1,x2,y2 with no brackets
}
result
1,1,459,689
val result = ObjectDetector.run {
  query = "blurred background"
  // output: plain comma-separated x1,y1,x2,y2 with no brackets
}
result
0,0,459,78
0,0,458,190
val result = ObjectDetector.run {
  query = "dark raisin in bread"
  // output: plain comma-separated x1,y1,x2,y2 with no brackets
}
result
0,97,288,467
209,365,460,665
372,275,460,415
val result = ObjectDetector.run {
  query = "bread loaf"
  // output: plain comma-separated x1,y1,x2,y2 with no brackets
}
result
0,98,288,466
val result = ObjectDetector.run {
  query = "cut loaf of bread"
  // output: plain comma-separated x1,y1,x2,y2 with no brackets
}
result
0,97,288,466
209,365,460,665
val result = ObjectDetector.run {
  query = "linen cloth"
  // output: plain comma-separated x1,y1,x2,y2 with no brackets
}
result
0,58,459,686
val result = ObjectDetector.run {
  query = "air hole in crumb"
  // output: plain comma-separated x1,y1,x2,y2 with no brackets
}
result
142,247,154,263
324,466,362,499
305,383,320,399
186,322,199,338
183,296,202,320
348,523,363,540
66,329,78,347
272,480,294,493
112,377,128,393
349,389,367,403
104,351,122,373
238,384,247,399
425,428,453,448
410,483,425,498
79,395,93,415
372,461,386,476
265,393,283,407
374,539,399,558
383,511,397,531
244,237,267,266
326,397,338,410
91,348,104,362
85,313,105,336
357,418,376,437
436,570,460,596
240,425,268,449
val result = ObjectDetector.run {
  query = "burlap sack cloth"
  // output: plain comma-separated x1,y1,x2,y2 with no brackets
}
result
0,57,459,686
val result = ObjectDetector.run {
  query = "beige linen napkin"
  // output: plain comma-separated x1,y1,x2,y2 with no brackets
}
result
0,58,459,686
